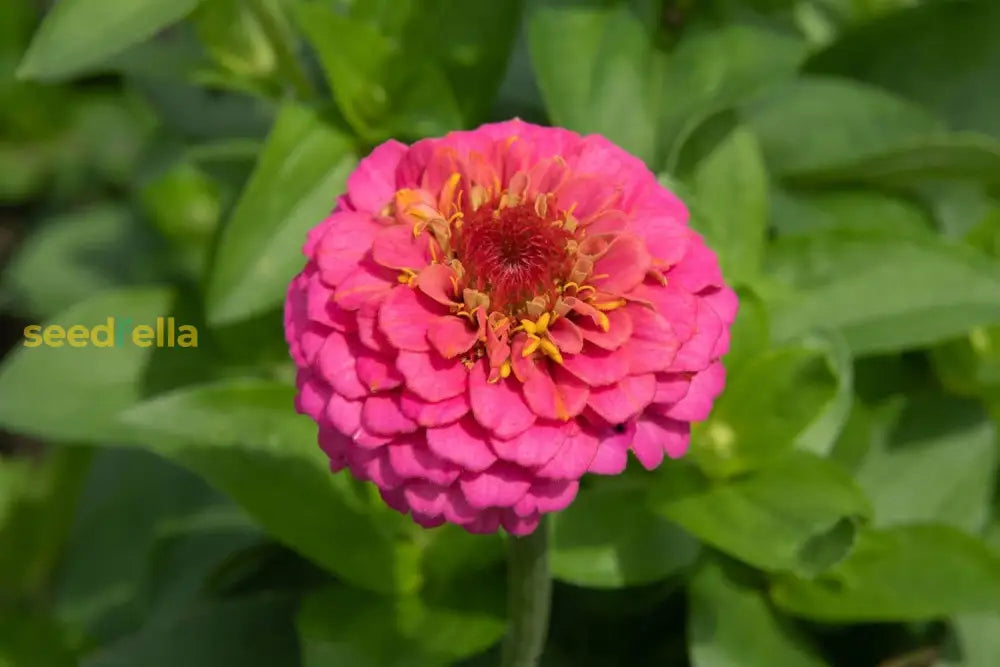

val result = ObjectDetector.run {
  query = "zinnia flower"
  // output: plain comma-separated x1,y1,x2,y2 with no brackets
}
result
285,120,736,535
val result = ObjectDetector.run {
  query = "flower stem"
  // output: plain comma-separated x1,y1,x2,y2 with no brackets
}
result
500,517,552,667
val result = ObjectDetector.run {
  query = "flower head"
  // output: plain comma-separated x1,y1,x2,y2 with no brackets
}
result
285,120,737,535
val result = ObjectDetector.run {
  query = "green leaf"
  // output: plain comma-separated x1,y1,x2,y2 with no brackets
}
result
55,448,229,641
0,448,91,598
770,189,935,238
770,524,1000,621
785,134,1000,187
853,395,997,533
722,288,770,376
0,612,76,667
550,480,700,589
689,125,768,285
649,453,870,574
691,344,839,478
808,0,1000,139
17,0,203,81
527,0,662,164
298,580,506,667
947,613,1000,667
793,332,854,458
743,77,943,177
295,4,463,142
934,325,1000,399
81,593,299,667
661,25,808,168
688,557,826,667
765,229,1000,355
114,378,423,595
206,102,356,325
0,288,212,443
2,204,166,318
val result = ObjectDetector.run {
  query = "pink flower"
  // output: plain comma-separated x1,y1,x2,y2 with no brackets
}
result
285,119,736,535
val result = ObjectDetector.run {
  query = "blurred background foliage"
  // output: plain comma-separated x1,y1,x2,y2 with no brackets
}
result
1,0,1000,665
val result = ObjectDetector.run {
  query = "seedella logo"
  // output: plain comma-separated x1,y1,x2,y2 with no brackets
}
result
23,317,198,348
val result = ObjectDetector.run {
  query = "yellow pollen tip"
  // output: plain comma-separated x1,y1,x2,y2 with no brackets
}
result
500,360,512,379
523,335,541,357
598,312,610,332
593,298,627,312
536,312,551,332
539,338,563,364
520,319,537,335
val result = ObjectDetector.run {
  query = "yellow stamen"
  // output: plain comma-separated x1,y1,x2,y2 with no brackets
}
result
592,298,627,312
397,268,417,286
522,335,541,356
539,338,563,364
500,360,512,379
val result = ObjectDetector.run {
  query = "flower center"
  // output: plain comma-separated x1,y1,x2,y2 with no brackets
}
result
455,200,574,313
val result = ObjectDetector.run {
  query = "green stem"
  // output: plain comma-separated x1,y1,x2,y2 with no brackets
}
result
500,517,552,667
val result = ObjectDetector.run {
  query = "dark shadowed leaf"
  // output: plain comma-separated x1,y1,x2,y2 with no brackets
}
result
688,557,826,667
550,480,699,589
115,379,424,595
771,525,1000,621
649,454,869,574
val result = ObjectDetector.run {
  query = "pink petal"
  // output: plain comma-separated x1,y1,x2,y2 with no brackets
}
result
387,434,461,486
500,512,541,536
315,212,380,286
356,296,390,352
643,284,697,342
634,415,691,463
324,392,362,435
318,427,350,468
399,390,470,427
669,299,723,372
467,510,504,534
427,315,478,359
402,482,451,517
642,217,691,271
348,448,404,489
514,480,579,516
355,351,404,392
548,317,584,354
660,362,726,422
561,344,631,387
592,234,652,294
426,417,498,472
316,333,367,400
361,394,418,436
586,373,656,424
378,286,439,352
372,224,433,270
459,463,532,509
490,421,567,467
396,350,468,402
353,426,393,450
537,424,599,479
652,373,691,406
702,285,739,325
417,263,461,306
587,422,632,475
666,236,725,292
295,369,329,422
521,364,589,421
469,360,536,439
333,259,393,310
345,139,407,214
578,307,633,350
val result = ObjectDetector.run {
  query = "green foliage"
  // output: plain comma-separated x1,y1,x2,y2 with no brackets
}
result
3,0,1000,664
